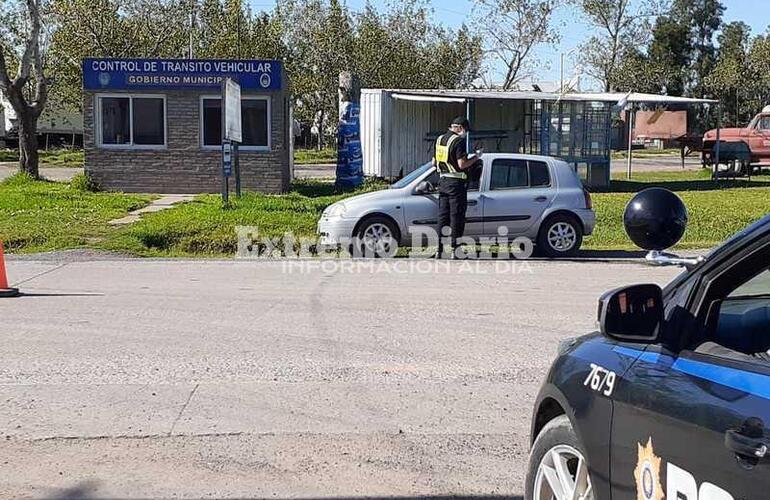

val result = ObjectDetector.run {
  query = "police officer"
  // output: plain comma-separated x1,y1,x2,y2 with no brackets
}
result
433,116,482,258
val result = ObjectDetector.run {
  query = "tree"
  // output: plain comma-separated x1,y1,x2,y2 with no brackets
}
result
276,0,482,143
647,14,692,95
472,0,561,89
0,0,49,178
577,0,661,92
681,0,724,96
610,49,669,93
48,0,190,110
704,21,751,125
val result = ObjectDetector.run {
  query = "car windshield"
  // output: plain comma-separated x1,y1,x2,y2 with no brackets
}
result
390,163,433,189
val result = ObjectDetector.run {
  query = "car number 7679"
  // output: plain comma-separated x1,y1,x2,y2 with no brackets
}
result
583,363,617,396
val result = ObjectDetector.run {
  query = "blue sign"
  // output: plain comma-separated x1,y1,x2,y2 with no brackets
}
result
83,58,282,91
223,143,232,177
336,102,364,188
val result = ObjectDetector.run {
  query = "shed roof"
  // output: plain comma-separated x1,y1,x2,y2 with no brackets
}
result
370,88,718,105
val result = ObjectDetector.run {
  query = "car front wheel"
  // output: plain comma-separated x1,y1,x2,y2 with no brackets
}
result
525,415,594,500
537,214,583,258
354,216,399,258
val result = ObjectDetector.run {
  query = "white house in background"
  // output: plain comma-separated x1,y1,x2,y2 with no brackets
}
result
0,90,83,147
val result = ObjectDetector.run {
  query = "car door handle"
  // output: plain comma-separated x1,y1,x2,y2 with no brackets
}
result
467,200,478,206
725,429,768,459
534,196,548,202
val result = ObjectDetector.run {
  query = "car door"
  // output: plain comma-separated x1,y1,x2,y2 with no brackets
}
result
750,115,770,160
401,169,484,243
610,242,770,500
481,158,553,236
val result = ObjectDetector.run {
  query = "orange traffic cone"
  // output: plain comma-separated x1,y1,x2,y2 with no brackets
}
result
0,241,19,297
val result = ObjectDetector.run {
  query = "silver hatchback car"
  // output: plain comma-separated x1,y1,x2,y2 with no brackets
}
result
318,153,596,257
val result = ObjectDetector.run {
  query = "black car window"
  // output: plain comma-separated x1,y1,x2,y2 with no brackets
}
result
529,161,551,187
701,265,770,365
423,171,439,192
490,159,528,190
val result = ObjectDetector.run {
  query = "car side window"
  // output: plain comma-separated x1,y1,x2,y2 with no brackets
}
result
759,116,770,131
700,267,770,365
729,268,770,298
423,171,439,192
529,161,551,187
490,159,528,190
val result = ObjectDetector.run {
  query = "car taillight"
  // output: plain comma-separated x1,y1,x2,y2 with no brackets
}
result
583,189,593,210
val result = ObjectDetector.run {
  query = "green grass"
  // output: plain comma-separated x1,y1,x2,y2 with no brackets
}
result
100,178,388,256
294,148,337,165
584,169,770,250
0,149,84,168
0,173,152,253
2,165,768,256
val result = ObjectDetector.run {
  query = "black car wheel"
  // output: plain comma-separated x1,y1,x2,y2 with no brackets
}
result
525,415,594,500
537,214,583,258
354,216,399,258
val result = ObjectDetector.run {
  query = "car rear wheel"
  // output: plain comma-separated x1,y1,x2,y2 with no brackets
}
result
354,216,399,258
537,214,583,258
525,415,593,500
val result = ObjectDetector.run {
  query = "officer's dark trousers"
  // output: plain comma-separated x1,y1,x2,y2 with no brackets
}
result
437,176,467,255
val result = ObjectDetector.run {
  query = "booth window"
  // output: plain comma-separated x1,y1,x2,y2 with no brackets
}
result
201,96,270,150
98,95,166,148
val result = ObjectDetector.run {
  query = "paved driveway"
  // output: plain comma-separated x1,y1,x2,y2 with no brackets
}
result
0,256,682,499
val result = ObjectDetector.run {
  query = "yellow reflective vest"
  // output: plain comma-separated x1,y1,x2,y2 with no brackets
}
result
434,133,467,180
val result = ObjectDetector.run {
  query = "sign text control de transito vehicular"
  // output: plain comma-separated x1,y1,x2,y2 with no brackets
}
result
317,154,596,257
526,202,770,500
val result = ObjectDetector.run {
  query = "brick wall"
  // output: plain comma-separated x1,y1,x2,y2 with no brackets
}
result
83,88,290,194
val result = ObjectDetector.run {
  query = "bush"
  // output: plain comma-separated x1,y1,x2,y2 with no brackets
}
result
69,172,98,192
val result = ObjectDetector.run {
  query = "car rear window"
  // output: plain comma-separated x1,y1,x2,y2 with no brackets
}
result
529,161,550,187
490,159,528,190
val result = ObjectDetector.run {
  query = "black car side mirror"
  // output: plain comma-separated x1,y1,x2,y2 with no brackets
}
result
414,181,433,195
599,284,663,342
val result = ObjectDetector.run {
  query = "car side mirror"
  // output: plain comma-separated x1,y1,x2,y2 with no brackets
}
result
414,181,433,195
598,284,663,342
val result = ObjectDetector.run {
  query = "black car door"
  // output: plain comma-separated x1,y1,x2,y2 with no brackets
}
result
610,244,770,500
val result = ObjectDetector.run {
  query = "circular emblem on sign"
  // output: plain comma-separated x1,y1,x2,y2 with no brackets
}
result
260,74,271,88
98,72,111,87
634,438,663,500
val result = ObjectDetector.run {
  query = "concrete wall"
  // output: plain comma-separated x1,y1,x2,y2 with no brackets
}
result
84,88,290,194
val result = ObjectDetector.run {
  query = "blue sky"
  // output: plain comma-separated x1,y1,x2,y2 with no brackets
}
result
249,0,770,89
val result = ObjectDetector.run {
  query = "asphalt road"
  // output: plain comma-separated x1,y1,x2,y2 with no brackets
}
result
0,256,682,499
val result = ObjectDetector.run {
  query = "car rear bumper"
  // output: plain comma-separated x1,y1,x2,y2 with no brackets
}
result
574,209,596,236
317,217,357,246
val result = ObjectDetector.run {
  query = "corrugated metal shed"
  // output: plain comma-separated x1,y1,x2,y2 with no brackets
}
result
360,88,717,188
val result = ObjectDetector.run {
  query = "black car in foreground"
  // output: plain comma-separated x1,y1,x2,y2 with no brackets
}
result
526,196,770,500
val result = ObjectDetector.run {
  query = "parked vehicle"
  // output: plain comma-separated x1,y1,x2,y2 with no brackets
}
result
317,154,596,257
703,105,770,171
525,199,770,500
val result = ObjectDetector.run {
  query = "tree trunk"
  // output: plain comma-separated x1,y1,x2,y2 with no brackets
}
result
18,112,40,179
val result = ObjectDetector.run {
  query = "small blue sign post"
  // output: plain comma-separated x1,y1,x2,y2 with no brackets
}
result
336,102,364,189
